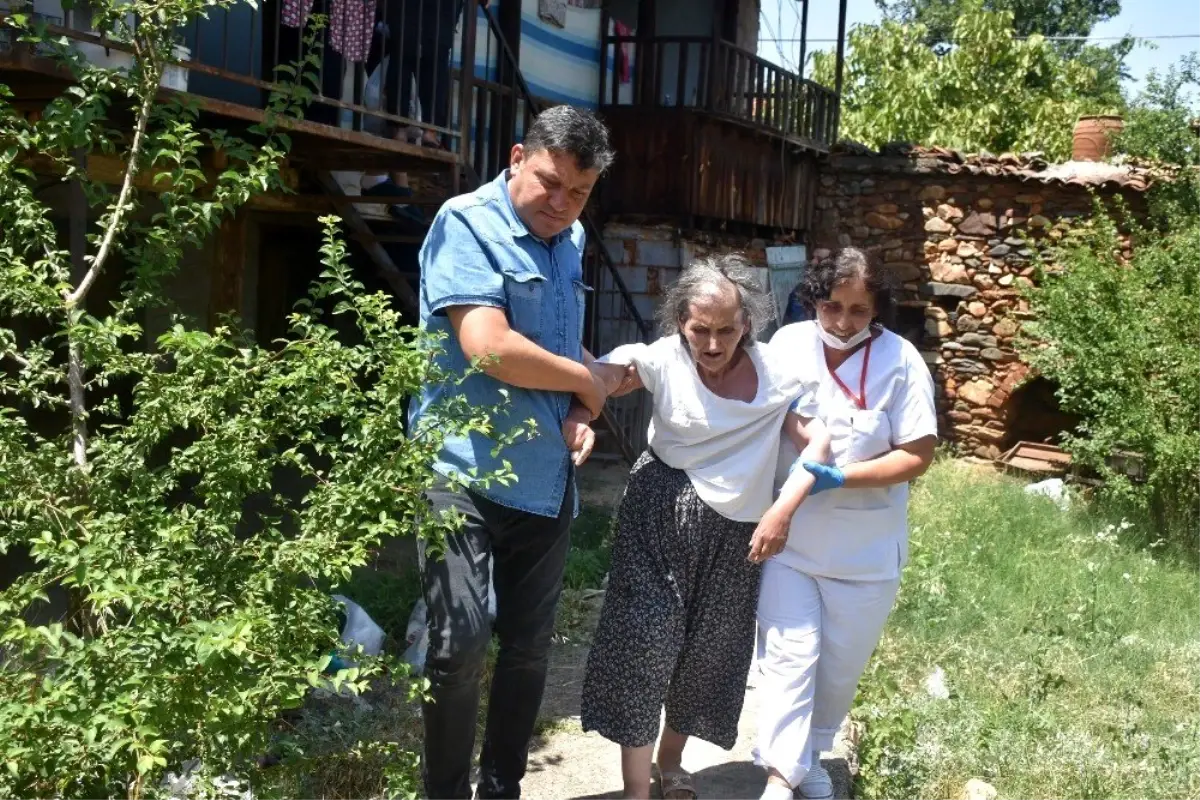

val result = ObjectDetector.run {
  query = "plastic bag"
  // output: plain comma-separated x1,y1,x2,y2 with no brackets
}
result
339,56,389,136
361,56,388,137
331,593,385,670
1023,478,1070,510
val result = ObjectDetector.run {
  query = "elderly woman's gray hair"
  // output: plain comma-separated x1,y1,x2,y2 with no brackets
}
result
657,253,776,344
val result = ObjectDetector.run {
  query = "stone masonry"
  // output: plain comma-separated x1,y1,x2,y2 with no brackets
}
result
811,145,1149,458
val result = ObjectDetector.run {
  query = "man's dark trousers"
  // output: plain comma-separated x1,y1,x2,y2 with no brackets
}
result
419,474,574,799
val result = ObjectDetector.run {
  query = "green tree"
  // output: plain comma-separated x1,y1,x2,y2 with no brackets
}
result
1022,56,1200,545
873,0,1132,112
0,2,512,796
1113,54,1200,215
875,0,1121,49
814,4,1123,158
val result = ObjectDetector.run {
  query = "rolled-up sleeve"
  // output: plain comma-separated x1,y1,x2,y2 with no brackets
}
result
789,386,820,418
422,208,506,316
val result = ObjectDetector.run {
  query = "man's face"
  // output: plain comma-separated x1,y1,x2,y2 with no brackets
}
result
507,145,600,240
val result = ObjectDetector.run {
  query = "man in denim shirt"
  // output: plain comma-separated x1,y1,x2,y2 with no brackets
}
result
409,106,614,799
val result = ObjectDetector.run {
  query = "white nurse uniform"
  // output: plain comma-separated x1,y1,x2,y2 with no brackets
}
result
754,321,937,789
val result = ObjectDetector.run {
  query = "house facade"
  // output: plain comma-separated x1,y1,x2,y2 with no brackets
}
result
2,0,846,460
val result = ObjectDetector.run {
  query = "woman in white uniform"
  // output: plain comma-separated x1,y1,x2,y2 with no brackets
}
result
754,248,938,800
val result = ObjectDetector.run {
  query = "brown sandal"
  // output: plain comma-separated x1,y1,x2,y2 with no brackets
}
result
657,768,697,799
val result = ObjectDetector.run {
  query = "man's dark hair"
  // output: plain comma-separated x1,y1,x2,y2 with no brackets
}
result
798,247,899,328
523,105,615,173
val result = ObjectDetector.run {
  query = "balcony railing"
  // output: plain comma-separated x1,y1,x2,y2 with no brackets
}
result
599,34,839,151
4,0,502,159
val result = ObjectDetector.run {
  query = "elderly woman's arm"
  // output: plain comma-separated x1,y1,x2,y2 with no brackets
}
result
588,342,652,397
748,415,831,563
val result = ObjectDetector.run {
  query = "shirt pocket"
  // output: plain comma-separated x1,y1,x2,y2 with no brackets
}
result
846,409,893,464
501,269,546,343
572,279,592,344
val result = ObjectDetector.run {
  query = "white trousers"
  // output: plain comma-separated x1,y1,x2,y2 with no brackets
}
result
753,559,900,787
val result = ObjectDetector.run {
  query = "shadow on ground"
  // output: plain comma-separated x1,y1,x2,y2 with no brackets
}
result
545,755,851,800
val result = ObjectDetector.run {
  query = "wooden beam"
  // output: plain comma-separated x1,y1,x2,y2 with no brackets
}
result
315,172,419,316
26,150,303,195
286,148,455,172
25,152,451,218
210,212,248,327
191,95,459,164
0,37,459,165
497,0,522,66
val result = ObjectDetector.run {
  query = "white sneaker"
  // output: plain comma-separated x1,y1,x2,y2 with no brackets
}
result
798,765,834,799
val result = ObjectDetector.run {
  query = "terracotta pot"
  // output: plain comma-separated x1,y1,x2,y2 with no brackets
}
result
1072,115,1124,162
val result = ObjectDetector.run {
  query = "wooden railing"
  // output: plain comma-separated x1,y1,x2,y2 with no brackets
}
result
599,34,839,151
8,0,474,152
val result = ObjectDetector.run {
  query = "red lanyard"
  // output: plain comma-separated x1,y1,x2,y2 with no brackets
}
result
827,339,872,410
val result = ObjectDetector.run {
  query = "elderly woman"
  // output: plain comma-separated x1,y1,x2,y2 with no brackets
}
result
580,254,830,800
754,248,937,800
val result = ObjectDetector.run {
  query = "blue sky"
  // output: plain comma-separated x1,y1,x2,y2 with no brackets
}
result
757,0,1200,97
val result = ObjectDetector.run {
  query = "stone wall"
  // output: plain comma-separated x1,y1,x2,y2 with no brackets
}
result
812,153,1145,458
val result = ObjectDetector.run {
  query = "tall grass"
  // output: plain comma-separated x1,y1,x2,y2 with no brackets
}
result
853,460,1200,799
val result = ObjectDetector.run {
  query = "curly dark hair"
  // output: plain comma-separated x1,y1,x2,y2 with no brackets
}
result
797,247,899,328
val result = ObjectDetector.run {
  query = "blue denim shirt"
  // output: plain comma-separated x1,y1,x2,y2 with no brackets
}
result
409,170,587,518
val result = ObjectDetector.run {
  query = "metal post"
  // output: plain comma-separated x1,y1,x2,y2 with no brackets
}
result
799,0,809,81
834,0,847,142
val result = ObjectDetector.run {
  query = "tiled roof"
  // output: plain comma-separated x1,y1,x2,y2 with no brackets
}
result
831,141,1159,191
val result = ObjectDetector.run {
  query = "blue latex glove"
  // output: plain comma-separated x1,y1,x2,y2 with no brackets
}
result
789,460,845,494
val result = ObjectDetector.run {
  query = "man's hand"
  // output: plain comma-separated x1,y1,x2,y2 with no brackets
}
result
562,405,595,466
748,507,790,564
611,365,643,397
576,370,609,420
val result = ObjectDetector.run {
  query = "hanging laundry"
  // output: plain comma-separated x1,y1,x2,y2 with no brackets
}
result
538,0,567,29
281,0,377,63
329,0,375,62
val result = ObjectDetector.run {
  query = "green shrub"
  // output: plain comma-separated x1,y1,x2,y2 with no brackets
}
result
0,5,518,796
1020,58,1199,548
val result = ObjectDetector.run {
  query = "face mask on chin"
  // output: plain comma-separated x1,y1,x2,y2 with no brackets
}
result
816,323,874,351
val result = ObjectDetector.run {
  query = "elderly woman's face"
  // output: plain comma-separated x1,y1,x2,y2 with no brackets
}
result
680,286,749,374
816,277,875,341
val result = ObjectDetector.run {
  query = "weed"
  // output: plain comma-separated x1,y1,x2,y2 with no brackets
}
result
852,460,1200,799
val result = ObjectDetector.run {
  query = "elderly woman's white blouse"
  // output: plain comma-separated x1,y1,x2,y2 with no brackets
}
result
599,336,816,523
770,321,938,580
